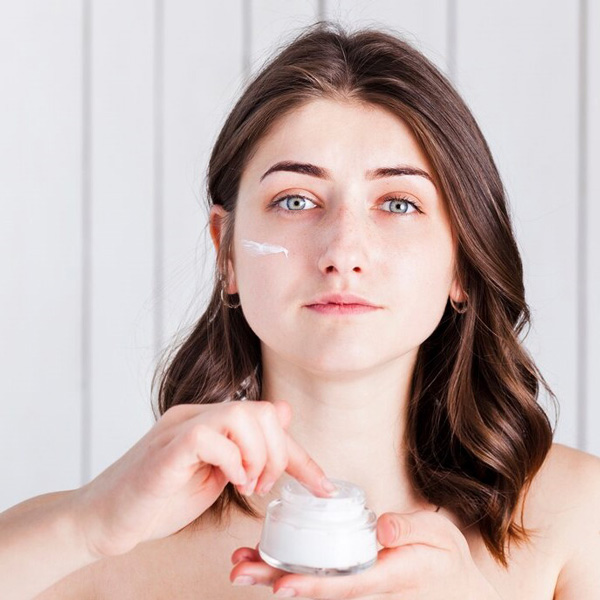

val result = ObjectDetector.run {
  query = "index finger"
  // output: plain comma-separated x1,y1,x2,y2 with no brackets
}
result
284,435,337,498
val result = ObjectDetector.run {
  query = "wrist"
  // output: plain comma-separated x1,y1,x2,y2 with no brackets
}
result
69,482,140,560
56,488,106,564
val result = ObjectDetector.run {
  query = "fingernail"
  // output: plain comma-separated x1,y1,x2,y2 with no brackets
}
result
274,588,296,597
232,575,256,586
236,467,248,485
257,480,274,496
242,478,258,496
321,477,338,494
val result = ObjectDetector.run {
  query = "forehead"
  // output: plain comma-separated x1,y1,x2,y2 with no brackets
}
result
242,98,433,181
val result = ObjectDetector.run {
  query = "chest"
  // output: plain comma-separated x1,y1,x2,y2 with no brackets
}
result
465,526,561,599
98,521,562,600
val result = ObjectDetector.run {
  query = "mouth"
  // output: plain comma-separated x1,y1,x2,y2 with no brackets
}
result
305,302,380,315
306,293,380,308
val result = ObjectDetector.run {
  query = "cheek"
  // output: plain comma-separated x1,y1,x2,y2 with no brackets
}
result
402,252,453,298
232,225,455,367
237,255,286,297
383,236,455,331
385,227,454,287
234,251,292,328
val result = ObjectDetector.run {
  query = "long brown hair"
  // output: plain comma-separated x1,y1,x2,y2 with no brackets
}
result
152,21,557,567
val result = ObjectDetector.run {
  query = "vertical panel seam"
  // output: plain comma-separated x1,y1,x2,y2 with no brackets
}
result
154,0,164,361
81,0,92,485
446,0,457,81
243,0,251,82
577,0,588,451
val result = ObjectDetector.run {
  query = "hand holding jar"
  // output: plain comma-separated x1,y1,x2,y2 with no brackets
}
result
230,507,503,599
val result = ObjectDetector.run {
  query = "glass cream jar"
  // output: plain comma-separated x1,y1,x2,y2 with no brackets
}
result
258,478,377,576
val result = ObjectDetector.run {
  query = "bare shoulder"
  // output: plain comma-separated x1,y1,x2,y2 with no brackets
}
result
33,558,102,599
536,443,600,598
529,443,600,528
538,442,600,509
34,511,263,599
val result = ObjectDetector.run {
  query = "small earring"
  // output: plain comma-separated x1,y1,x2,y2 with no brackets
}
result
450,297,468,314
220,280,241,309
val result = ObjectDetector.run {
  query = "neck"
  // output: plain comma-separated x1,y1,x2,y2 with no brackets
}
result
248,346,434,517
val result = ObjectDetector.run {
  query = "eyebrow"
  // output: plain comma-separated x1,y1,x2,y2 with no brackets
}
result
259,161,434,185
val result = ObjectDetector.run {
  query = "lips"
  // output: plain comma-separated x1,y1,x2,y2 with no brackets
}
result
306,292,379,307
306,303,379,315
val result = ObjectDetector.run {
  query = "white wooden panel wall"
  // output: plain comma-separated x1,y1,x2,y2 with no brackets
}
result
161,2,244,344
1,0,597,512
0,3,83,510
455,1,580,447
89,1,156,480
587,0,600,456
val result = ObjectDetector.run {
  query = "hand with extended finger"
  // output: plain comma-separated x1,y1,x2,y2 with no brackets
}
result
230,509,503,599
72,399,335,561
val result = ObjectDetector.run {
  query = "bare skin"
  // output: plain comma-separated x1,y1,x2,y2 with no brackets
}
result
1,400,335,600
14,98,600,598
35,443,600,599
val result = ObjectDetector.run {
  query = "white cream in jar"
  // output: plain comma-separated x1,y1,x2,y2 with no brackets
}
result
258,478,377,576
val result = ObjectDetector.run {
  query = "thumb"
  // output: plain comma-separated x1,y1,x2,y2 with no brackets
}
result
376,510,448,549
377,512,407,547
272,399,293,430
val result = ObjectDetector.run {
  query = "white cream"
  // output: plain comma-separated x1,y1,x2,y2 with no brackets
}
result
241,239,289,258
258,479,377,576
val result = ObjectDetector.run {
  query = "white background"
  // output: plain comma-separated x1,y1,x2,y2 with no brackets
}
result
1,0,598,511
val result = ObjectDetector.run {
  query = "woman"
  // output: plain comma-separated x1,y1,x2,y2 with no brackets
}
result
2,21,599,599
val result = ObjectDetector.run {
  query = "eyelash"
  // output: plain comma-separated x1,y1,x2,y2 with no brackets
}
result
268,194,423,215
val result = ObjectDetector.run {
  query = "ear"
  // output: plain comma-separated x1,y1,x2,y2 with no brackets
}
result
449,276,467,304
209,204,228,253
209,204,238,295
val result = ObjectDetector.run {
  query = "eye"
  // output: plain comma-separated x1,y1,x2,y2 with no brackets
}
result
271,194,318,212
269,193,422,215
380,196,421,215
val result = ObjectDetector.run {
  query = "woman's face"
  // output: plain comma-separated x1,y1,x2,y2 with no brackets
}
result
211,99,463,374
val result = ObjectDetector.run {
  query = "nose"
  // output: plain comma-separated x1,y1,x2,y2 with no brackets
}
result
316,203,371,276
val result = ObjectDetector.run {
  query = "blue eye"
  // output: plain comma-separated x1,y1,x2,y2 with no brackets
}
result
269,194,421,215
272,195,317,211
380,196,420,214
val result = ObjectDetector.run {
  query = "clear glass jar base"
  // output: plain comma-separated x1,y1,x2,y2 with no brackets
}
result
258,545,376,576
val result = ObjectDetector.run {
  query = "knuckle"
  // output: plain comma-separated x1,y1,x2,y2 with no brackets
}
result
257,400,277,417
272,454,289,473
228,401,249,423
399,516,411,538
226,400,244,416
186,422,210,447
301,453,318,472
263,456,287,480
243,452,267,479
221,439,239,460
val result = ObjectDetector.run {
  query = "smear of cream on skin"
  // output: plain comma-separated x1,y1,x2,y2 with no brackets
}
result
241,239,289,258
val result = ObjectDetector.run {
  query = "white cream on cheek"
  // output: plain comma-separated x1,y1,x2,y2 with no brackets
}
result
241,239,289,258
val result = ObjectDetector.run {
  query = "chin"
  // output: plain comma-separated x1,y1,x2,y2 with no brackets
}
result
296,351,393,376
